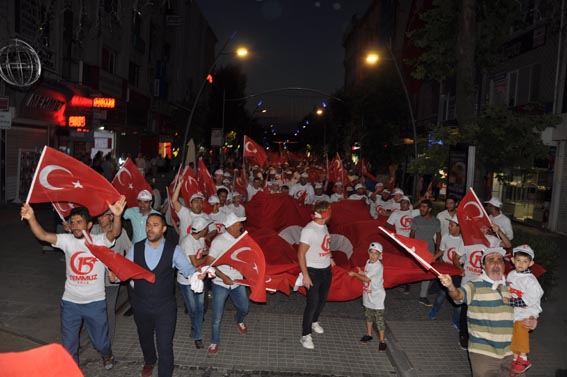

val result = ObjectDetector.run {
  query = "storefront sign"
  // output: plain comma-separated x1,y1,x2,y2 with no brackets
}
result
93,97,116,109
447,144,476,200
68,115,86,128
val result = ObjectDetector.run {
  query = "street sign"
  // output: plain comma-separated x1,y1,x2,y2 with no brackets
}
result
0,109,13,129
211,129,223,147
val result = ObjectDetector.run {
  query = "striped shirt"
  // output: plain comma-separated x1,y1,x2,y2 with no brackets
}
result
459,278,514,359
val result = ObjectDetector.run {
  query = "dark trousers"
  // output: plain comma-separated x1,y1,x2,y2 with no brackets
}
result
132,300,177,377
302,266,332,336
460,303,469,341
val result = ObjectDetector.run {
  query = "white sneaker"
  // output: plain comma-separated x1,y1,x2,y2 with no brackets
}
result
300,334,314,349
312,322,324,334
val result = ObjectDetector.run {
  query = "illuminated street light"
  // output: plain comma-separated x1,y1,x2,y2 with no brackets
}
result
316,108,323,116
236,47,248,57
366,53,379,65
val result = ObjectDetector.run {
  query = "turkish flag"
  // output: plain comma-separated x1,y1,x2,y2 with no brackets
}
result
457,188,492,247
196,158,218,198
83,232,155,283
211,231,267,303
0,344,84,377
379,226,437,274
27,146,121,217
243,135,268,167
245,192,310,231
329,153,348,188
165,166,184,225
180,166,200,205
52,201,78,219
358,158,378,182
234,169,248,199
112,158,153,208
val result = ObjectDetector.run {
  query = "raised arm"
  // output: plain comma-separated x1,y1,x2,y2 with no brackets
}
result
107,196,126,241
171,176,184,212
21,203,57,245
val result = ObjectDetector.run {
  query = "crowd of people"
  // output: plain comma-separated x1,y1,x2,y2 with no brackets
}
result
20,152,545,377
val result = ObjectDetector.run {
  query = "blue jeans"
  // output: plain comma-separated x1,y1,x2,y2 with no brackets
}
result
60,299,112,364
211,283,248,344
430,276,461,326
178,283,205,340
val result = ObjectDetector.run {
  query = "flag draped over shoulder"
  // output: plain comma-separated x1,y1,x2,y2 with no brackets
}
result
211,231,267,302
112,158,153,208
243,135,268,167
197,158,217,198
83,232,155,283
27,146,121,217
457,188,492,247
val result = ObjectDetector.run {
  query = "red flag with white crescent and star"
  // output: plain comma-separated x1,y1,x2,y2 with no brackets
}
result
243,135,268,167
180,166,200,205
211,231,267,303
329,153,348,188
196,158,218,198
112,158,153,208
26,146,121,217
457,188,492,247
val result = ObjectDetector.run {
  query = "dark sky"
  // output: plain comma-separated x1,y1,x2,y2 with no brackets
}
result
195,0,372,128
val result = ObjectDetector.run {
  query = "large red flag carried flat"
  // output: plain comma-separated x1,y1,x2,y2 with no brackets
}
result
243,135,268,167
457,188,492,247
211,231,267,302
83,231,155,283
27,146,121,217
379,226,440,276
197,158,217,198
112,158,153,208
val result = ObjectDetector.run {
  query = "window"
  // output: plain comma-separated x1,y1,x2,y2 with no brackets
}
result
129,61,140,87
102,47,116,73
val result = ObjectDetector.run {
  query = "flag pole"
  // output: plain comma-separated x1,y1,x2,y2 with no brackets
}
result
378,226,441,276
24,145,47,205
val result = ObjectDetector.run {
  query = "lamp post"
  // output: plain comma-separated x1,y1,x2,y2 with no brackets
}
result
180,31,247,166
366,41,419,196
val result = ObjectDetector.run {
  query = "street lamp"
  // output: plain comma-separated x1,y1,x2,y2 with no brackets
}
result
180,31,248,166
365,41,419,196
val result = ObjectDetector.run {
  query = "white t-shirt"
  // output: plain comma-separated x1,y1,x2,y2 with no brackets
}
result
330,192,345,202
313,194,331,203
387,209,419,237
54,233,114,304
490,213,514,240
299,221,331,269
506,270,543,320
456,235,501,284
290,183,315,204
437,209,457,239
177,206,215,241
177,235,207,285
362,259,385,310
228,203,246,218
247,184,262,201
374,197,393,217
209,232,243,289
209,211,226,234
439,234,464,264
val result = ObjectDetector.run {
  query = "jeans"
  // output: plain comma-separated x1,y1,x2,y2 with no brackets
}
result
302,266,332,336
430,276,461,326
211,283,249,344
60,299,112,364
178,283,205,340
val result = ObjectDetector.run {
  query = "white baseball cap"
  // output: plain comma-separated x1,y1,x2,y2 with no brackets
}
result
400,195,410,203
375,182,384,187
513,244,535,259
369,242,383,253
315,182,323,189
214,169,223,176
208,195,220,205
223,212,246,228
190,192,205,202
222,178,231,185
223,172,231,177
481,247,507,263
392,188,404,195
355,183,365,190
334,182,343,187
485,197,503,208
300,172,309,178
137,189,152,201
448,216,459,225
191,217,211,233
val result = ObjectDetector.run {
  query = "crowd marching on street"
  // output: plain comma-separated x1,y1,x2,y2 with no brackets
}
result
14,143,546,377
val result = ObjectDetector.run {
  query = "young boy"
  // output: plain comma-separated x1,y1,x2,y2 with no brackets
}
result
348,242,387,351
507,244,544,375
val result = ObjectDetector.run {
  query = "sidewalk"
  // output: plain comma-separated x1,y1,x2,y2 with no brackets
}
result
1,203,565,377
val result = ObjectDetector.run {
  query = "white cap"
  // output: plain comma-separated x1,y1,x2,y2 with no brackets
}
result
400,195,410,203
222,178,231,185
481,247,507,263
375,182,384,187
448,216,459,225
208,195,220,205
485,197,503,208
191,217,211,233
392,188,404,195
223,172,231,177
334,182,343,187
223,212,246,228
355,183,365,191
513,244,535,259
214,169,223,176
369,242,383,253
137,189,152,201
382,189,390,194
300,172,309,178
190,192,205,202
232,191,242,197
273,180,283,186
315,182,323,189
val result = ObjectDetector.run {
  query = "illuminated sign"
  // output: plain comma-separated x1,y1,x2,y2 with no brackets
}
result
92,97,116,109
68,116,86,128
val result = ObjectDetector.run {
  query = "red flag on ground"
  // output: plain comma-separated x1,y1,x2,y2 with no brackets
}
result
83,232,155,283
211,231,267,302
243,135,268,167
112,158,153,208
197,158,217,198
26,146,121,217
457,188,492,247
180,166,200,205
379,226,439,275
0,343,84,377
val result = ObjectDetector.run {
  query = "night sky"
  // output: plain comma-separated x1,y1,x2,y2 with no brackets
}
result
195,0,372,130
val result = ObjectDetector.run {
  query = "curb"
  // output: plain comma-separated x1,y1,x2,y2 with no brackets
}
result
385,323,418,377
